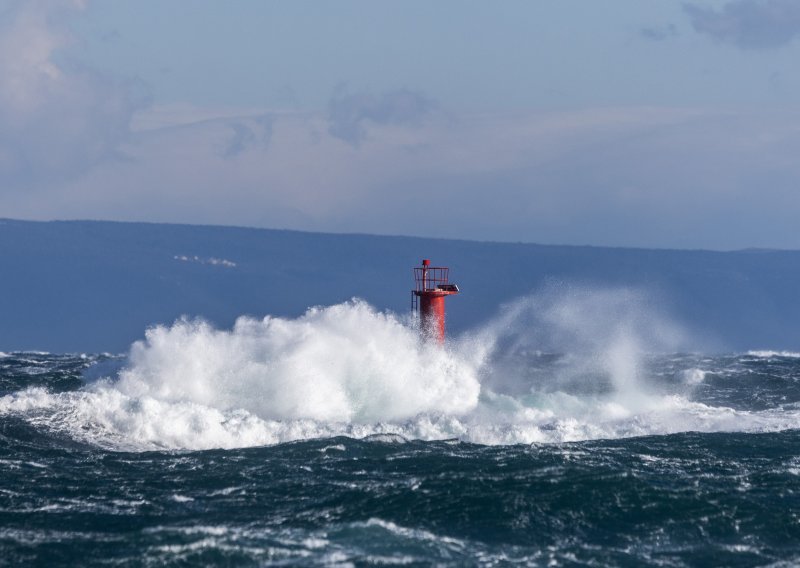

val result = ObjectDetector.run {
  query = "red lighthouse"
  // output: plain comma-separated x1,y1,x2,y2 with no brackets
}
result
412,259,459,343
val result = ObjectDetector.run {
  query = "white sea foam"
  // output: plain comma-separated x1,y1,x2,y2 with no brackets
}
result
173,255,237,268
2,292,800,451
747,350,800,359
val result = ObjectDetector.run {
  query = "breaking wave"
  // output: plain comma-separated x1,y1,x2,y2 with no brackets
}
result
3,288,800,451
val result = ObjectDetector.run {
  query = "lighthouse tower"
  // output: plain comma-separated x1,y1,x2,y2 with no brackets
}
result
412,259,459,343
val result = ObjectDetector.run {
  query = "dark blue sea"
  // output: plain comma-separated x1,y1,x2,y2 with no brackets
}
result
2,301,800,566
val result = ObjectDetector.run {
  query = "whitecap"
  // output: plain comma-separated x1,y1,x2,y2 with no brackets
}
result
747,350,800,359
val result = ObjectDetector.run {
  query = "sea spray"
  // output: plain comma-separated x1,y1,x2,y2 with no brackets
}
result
5,288,793,451
117,300,481,422
476,287,685,400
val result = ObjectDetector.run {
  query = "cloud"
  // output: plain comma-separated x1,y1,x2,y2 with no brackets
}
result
684,0,800,48
327,89,436,146
0,0,147,187
640,24,678,41
223,115,273,158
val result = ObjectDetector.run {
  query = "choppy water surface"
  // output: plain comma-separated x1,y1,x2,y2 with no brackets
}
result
2,300,800,565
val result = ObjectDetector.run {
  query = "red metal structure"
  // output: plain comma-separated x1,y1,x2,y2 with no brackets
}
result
412,259,459,343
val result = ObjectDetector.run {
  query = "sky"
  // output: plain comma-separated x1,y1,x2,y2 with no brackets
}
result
2,0,800,250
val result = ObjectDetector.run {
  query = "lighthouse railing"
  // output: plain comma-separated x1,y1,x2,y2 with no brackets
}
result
413,266,450,292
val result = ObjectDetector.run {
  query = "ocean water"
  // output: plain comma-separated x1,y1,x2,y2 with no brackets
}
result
2,296,800,565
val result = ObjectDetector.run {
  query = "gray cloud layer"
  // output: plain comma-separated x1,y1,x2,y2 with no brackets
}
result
4,2,800,250
684,0,800,48
6,104,799,250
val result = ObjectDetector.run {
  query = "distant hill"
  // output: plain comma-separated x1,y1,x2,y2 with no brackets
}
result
1,218,799,352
